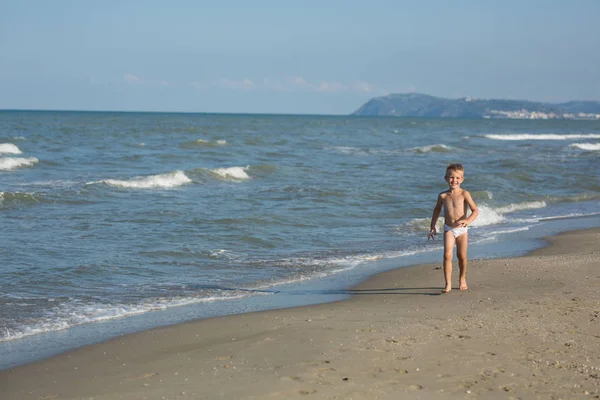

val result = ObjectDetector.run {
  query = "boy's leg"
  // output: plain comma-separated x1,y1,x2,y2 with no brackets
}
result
442,231,455,293
456,232,469,290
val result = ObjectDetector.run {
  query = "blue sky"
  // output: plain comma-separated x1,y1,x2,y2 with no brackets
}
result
1,0,599,114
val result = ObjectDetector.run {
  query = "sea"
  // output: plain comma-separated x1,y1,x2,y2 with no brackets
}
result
1,111,599,369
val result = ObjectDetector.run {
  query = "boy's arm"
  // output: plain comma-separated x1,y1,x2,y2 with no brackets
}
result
461,191,479,227
428,194,443,239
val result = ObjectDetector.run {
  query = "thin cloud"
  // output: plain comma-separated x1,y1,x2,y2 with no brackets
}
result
351,81,375,93
263,78,287,91
189,76,383,94
189,82,205,90
213,78,256,90
316,80,346,93
124,73,143,85
123,74,168,86
287,76,314,90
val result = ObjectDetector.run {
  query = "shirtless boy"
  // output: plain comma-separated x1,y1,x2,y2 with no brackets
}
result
428,164,479,293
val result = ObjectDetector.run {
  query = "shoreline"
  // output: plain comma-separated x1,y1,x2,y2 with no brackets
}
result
2,228,599,399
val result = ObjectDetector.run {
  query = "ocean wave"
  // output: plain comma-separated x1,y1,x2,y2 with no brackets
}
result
409,144,451,153
511,211,600,224
0,143,22,154
93,170,192,189
484,133,600,141
539,212,600,221
482,226,531,236
19,180,78,188
495,201,547,214
325,143,452,156
328,146,365,155
0,157,39,171
256,247,436,290
3,244,426,342
569,143,600,151
210,166,251,180
209,249,247,262
404,205,503,231
327,146,399,156
0,191,43,206
548,193,600,203
0,291,254,342
329,144,451,155
2,245,438,343
471,204,504,227
402,201,547,233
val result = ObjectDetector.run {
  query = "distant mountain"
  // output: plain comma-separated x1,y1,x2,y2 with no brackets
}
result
351,93,600,119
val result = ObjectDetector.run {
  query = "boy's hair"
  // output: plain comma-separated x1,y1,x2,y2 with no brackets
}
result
445,163,464,176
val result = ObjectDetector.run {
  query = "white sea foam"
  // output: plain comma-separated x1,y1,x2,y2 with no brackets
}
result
209,249,246,262
495,201,547,214
211,166,250,180
328,146,386,155
0,157,39,170
264,247,432,289
196,138,227,145
484,227,531,236
0,292,253,342
0,143,22,154
511,211,600,225
470,201,546,226
403,201,546,232
6,248,409,340
183,138,228,148
484,133,600,141
569,143,600,151
471,204,504,227
329,146,362,155
539,212,600,221
409,144,451,153
98,170,192,189
329,145,452,155
402,204,504,230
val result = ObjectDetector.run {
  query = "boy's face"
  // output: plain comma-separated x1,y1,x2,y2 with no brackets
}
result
445,170,464,189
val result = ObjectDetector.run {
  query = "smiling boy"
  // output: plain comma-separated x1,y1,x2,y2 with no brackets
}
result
428,164,479,293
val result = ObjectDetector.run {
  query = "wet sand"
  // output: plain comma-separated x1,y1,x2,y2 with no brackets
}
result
2,228,599,399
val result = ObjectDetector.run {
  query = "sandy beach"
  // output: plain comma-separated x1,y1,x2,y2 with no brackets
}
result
2,228,599,399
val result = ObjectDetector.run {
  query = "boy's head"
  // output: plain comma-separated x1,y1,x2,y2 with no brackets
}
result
445,163,464,178
445,164,464,187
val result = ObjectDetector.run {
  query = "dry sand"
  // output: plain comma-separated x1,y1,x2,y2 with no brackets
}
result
2,228,599,399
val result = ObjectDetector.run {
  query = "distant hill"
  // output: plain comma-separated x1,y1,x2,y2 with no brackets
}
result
351,93,600,119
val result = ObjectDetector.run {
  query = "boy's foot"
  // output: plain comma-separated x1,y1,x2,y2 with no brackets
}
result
441,286,452,294
459,281,468,291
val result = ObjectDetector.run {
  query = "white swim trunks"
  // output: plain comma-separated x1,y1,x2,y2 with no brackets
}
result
444,224,468,238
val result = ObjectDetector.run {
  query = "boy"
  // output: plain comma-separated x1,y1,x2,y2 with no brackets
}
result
428,164,479,293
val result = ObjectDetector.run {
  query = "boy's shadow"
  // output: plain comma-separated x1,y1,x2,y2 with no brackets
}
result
340,287,443,296
182,284,445,297
287,287,443,296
